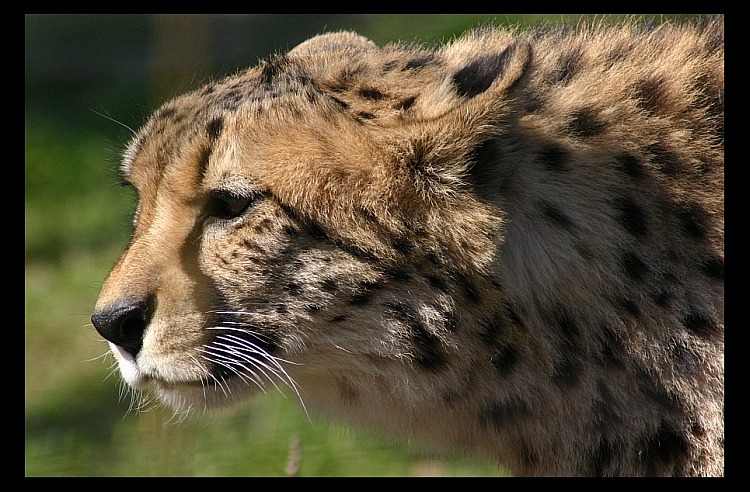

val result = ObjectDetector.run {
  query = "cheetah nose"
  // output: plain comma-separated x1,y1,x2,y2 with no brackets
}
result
91,302,148,358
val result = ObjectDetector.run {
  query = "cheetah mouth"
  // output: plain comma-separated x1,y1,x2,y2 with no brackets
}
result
152,347,304,413
109,344,207,391
109,327,303,411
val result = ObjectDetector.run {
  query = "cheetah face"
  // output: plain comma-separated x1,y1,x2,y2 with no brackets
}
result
90,32,531,414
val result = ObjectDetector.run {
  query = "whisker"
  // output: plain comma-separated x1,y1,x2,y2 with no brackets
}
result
209,344,288,395
198,347,271,393
205,324,278,346
187,352,230,400
203,332,309,419
89,108,136,135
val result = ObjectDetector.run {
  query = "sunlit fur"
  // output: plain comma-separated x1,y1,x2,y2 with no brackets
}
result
92,18,723,476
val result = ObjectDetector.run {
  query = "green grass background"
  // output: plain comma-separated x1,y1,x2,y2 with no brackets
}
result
25,14,703,477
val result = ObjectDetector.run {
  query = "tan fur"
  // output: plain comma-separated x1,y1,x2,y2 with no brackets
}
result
92,18,723,476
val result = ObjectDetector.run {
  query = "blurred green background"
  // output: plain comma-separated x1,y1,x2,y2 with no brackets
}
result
25,14,702,477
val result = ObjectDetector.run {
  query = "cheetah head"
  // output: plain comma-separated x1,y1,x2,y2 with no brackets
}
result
91,31,531,415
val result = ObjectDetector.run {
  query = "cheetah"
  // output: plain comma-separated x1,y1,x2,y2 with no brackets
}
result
91,18,724,476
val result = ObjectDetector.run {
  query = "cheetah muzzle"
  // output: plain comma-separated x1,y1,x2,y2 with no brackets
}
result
91,20,724,476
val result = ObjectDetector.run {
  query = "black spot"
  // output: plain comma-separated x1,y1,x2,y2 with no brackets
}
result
283,282,303,295
477,317,502,346
221,89,244,110
541,200,575,229
590,438,617,476
647,143,684,176
466,140,506,200
642,422,691,476
682,311,721,340
690,421,706,438
356,111,376,120
621,251,649,282
385,300,446,371
615,153,647,181
613,196,649,238
693,71,724,122
519,445,540,469
668,337,702,376
330,314,347,323
568,108,606,138
651,289,673,307
426,274,448,292
337,377,358,403
358,87,384,100
634,76,669,115
505,304,524,327
452,49,514,98
552,306,580,340
378,266,411,283
636,368,682,412
333,65,363,89
319,278,338,292
260,56,288,85
595,325,627,370
198,145,212,180
490,343,519,376
549,48,582,85
391,236,415,255
339,242,379,262
479,399,530,431
593,381,622,435
425,252,443,267
328,96,350,110
355,205,379,224
698,254,724,280
349,281,379,305
349,292,371,305
381,60,399,72
396,96,416,110
453,271,481,304
677,202,711,240
304,221,328,240
283,225,298,238
617,297,641,318
155,106,177,120
273,303,288,314
537,143,571,172
522,90,546,113
206,116,224,142
253,218,273,234
606,39,635,64
552,357,582,388
403,54,436,70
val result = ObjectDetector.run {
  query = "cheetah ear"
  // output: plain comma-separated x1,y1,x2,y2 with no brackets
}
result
391,39,532,198
447,38,532,100
289,31,378,57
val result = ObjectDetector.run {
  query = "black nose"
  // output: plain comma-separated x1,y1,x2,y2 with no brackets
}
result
91,302,149,358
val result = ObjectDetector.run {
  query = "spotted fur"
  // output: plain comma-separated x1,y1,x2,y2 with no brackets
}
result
92,18,723,476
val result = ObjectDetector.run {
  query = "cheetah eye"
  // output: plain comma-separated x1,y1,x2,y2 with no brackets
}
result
205,190,259,220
